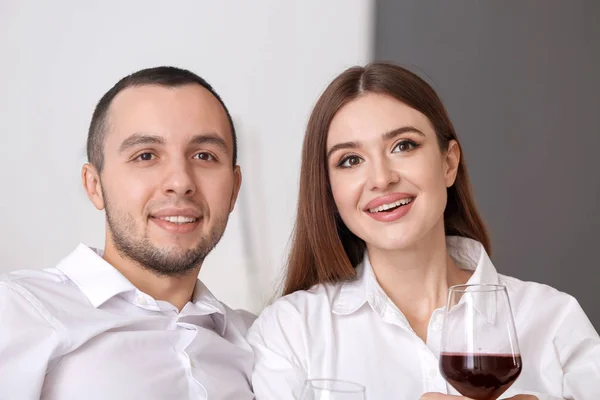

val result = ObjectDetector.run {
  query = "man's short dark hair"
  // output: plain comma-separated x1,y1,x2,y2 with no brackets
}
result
87,66,237,171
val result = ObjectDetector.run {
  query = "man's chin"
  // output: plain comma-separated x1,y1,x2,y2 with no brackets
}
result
141,250,205,276
149,237,202,251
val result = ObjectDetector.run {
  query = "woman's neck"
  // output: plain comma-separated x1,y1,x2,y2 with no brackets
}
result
367,224,471,340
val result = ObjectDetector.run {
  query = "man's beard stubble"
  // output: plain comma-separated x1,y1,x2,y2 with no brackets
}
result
103,195,228,277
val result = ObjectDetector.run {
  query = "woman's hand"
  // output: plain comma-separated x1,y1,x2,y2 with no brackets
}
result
420,393,538,400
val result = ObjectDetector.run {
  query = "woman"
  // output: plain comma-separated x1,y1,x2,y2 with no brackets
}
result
248,63,599,399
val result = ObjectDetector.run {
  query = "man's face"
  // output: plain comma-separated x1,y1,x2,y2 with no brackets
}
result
86,83,241,276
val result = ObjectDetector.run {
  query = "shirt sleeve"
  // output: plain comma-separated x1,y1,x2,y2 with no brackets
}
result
0,280,64,399
247,301,308,400
553,297,600,399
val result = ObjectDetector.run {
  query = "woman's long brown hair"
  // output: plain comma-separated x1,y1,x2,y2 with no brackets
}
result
283,62,490,296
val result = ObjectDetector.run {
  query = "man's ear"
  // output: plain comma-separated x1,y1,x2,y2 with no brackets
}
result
82,163,105,210
229,165,242,212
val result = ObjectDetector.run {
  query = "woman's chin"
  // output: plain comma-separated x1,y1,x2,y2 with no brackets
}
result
366,237,417,253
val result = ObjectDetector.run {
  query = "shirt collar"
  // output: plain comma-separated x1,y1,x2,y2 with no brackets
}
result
189,280,227,315
447,236,500,324
56,244,228,324
184,280,228,335
56,244,137,308
332,236,500,321
446,236,499,287
331,259,370,315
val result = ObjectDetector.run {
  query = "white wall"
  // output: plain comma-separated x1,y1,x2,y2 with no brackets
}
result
0,1,373,313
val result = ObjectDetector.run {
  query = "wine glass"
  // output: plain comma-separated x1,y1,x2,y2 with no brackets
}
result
299,379,366,400
439,284,522,400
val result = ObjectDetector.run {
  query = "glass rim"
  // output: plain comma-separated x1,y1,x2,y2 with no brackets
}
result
448,283,507,293
304,378,366,392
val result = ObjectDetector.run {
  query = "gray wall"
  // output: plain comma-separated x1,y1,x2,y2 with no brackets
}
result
375,0,599,328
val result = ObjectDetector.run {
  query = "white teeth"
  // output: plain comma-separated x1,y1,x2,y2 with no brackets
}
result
159,216,197,224
368,197,413,213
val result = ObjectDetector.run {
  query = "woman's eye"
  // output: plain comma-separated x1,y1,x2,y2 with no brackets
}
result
136,153,156,161
194,152,215,161
339,155,363,168
393,140,418,153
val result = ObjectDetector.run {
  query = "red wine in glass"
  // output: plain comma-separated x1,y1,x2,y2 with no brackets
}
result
440,352,522,400
440,284,522,400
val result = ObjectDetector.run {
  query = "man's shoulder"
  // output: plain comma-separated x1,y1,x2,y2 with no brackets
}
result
215,300,257,334
0,269,74,333
194,280,257,332
0,268,67,300
230,307,257,329
0,268,85,321
2,267,66,285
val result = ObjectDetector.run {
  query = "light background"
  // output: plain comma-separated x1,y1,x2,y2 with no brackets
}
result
0,0,374,313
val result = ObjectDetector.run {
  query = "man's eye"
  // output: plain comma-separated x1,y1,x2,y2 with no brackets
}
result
136,153,156,161
194,152,215,161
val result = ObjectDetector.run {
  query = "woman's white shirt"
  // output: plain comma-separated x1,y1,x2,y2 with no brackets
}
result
248,237,600,399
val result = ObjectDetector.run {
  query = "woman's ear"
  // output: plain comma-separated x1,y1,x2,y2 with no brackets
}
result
444,140,461,187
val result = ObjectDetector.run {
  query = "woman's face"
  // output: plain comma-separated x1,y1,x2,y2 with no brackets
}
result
326,93,460,253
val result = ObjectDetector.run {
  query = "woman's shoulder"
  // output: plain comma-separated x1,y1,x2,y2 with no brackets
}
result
498,273,583,317
498,273,599,367
500,273,574,299
248,281,343,336
261,281,342,318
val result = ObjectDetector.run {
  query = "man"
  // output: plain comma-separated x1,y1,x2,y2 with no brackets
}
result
0,67,254,399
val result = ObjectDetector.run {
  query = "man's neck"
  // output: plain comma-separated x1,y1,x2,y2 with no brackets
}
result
102,245,200,312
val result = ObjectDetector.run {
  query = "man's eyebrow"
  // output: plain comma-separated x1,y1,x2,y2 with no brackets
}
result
189,133,229,154
118,133,165,154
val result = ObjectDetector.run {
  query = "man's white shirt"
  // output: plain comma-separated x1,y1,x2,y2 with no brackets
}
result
0,244,255,400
